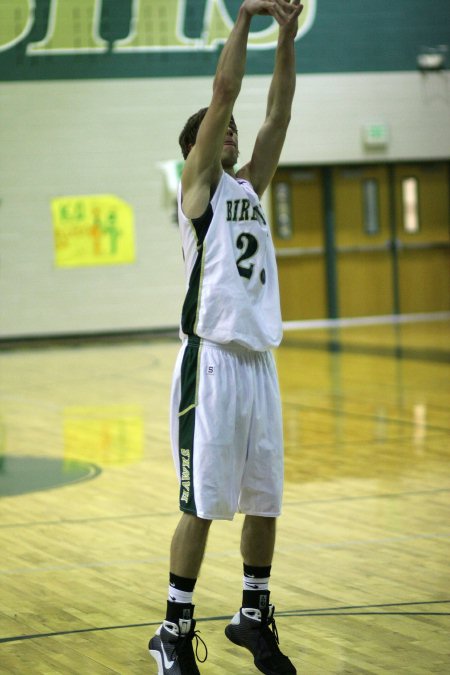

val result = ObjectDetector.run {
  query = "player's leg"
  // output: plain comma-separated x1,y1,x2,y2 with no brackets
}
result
226,514,296,675
241,514,276,566
148,513,210,675
240,514,277,621
149,522,211,674
150,340,245,674
167,512,211,632
225,352,296,674
149,342,210,675
170,512,212,578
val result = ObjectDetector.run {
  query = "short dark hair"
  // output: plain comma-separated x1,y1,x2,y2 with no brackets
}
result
178,107,209,160
178,108,237,160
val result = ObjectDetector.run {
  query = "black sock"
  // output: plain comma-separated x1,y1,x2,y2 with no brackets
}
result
166,601,194,624
166,573,197,623
242,564,271,612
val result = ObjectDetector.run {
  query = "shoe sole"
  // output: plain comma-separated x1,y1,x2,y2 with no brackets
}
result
149,647,164,675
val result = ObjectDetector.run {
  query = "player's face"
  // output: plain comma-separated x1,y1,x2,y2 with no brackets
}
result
221,120,239,168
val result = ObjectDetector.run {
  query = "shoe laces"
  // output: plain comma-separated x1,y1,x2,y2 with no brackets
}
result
192,629,208,664
176,627,208,666
258,616,282,655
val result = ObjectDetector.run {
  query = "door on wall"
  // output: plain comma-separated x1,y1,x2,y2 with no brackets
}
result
271,168,327,320
271,161,449,322
394,162,450,313
332,165,394,317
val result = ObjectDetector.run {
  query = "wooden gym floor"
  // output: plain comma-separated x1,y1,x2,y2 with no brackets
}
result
0,319,449,674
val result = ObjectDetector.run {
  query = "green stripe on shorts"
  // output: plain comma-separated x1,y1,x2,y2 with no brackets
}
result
177,339,201,515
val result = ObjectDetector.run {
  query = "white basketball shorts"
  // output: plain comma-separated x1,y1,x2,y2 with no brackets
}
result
170,336,284,520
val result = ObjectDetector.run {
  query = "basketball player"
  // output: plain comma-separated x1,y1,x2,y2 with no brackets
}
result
149,1,303,673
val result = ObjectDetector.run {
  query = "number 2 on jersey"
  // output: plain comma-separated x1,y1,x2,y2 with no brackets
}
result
236,233,266,284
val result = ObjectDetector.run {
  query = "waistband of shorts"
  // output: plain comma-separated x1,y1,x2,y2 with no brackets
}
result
186,335,268,356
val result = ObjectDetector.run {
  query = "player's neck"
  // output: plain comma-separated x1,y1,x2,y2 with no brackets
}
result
223,165,237,179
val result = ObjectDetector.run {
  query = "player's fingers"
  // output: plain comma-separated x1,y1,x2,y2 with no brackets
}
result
265,6,287,25
258,0,275,10
286,0,303,18
268,0,293,25
293,3,304,18
245,0,289,25
284,0,304,22
278,0,299,12
276,0,304,24
264,0,302,26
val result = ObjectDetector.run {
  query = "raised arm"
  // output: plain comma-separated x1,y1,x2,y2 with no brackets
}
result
238,0,303,197
181,0,296,219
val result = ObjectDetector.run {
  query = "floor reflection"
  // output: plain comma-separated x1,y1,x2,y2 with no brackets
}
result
64,405,144,467
0,455,100,496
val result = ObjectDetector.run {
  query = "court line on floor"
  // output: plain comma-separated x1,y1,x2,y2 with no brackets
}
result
282,599,450,613
1,600,449,645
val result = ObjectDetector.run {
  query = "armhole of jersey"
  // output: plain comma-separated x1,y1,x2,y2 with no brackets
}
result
180,171,223,243
237,177,260,199
191,202,213,244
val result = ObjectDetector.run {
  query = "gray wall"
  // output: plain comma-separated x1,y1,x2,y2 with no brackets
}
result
1,70,449,337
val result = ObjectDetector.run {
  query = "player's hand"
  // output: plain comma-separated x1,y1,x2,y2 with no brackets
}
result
279,0,304,37
241,0,302,26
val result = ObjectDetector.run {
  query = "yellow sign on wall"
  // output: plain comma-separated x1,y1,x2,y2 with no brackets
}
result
51,194,135,267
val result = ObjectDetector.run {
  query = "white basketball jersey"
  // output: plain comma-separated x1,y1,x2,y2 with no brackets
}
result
177,171,282,351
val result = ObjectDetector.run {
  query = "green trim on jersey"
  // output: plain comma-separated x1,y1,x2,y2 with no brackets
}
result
177,338,202,515
181,203,213,337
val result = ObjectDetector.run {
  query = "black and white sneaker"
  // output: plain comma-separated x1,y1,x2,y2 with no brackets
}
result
149,617,207,675
225,605,296,675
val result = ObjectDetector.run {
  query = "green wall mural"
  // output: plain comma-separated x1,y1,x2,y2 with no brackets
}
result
0,0,448,80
